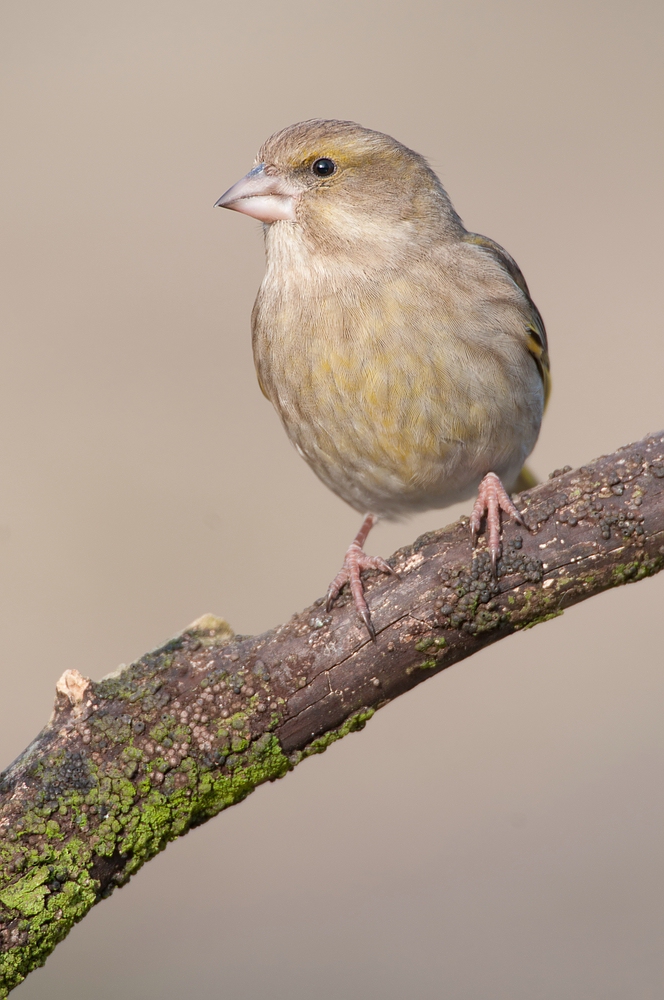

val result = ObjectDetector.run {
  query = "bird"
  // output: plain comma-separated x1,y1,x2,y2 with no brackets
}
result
215,119,550,638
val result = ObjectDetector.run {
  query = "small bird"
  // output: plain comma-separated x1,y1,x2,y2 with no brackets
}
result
216,120,549,638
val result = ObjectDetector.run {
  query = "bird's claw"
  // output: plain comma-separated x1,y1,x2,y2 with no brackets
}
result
470,472,524,575
325,542,395,639
359,607,376,642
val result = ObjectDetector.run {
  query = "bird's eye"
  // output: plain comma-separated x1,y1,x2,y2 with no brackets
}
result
312,158,336,178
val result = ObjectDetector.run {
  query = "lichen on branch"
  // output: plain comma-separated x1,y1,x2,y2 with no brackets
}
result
1,432,663,996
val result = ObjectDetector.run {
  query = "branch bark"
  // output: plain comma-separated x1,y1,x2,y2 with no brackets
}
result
1,432,664,995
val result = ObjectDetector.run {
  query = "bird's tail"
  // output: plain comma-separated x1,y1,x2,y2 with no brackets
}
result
512,465,539,493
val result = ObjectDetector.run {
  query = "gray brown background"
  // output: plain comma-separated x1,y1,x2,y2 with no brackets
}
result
1,1,663,997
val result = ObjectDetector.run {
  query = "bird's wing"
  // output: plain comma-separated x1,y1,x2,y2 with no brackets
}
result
463,233,551,407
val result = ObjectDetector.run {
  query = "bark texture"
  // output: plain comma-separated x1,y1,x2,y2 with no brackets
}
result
1,432,663,995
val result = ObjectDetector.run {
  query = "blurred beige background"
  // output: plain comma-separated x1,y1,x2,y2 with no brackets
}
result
1,0,663,996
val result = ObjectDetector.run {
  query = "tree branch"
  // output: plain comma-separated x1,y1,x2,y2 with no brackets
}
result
1,432,663,995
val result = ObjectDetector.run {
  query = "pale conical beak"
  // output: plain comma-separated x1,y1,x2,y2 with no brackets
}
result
214,163,298,222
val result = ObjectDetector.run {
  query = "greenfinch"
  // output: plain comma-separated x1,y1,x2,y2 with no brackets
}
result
216,120,550,637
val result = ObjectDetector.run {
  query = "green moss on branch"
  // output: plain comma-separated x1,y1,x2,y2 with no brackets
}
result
2,433,664,996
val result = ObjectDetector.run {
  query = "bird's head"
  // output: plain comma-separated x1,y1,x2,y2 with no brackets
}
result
216,120,463,261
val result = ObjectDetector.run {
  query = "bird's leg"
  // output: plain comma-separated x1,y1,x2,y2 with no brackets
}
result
325,513,395,640
470,472,524,575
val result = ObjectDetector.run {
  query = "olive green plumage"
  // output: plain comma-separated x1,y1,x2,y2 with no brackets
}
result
246,119,549,520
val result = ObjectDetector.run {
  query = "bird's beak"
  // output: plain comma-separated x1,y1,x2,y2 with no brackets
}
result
214,163,298,222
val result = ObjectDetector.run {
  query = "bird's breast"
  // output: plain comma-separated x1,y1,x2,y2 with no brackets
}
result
251,266,543,517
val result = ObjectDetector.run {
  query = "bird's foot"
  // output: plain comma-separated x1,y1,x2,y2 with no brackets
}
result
470,472,524,575
326,539,395,640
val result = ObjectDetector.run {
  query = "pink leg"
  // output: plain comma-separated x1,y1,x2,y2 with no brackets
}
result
470,472,524,574
326,513,395,639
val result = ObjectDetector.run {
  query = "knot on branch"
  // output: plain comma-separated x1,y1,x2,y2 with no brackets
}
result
54,668,92,718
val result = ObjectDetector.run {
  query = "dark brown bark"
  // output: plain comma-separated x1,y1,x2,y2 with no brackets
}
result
1,431,663,995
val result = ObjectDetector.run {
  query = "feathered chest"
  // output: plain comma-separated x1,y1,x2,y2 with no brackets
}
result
252,264,464,415
249,248,544,516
